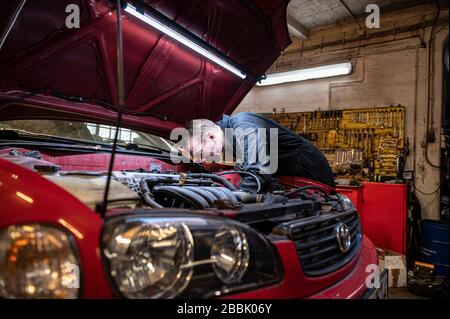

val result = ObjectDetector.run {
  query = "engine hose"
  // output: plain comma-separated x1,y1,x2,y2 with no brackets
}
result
285,185,329,198
233,191,257,203
142,193,163,208
139,179,163,208
187,173,237,191
216,171,262,193
153,186,209,209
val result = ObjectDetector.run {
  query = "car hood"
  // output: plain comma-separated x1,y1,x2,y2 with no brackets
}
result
0,0,291,136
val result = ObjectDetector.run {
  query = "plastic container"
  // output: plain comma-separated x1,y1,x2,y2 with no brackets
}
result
419,220,449,276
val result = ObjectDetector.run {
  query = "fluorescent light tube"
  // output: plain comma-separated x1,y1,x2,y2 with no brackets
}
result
124,4,246,79
256,62,352,86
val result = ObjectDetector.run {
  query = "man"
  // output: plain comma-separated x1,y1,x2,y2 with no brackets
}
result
187,112,335,192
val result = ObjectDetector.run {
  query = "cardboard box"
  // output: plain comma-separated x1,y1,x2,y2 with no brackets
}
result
377,248,407,288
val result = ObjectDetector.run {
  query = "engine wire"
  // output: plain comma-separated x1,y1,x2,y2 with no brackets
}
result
285,185,330,198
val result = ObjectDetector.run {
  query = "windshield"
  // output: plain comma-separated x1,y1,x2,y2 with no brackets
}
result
0,120,176,153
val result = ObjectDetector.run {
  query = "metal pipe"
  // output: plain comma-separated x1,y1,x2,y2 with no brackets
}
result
100,0,126,216
0,0,27,50
424,0,442,169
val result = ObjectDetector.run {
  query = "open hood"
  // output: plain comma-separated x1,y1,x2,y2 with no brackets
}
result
0,0,291,136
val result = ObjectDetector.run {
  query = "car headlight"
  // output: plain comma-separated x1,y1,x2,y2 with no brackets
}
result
102,213,282,298
337,194,355,211
0,224,80,299
211,225,249,284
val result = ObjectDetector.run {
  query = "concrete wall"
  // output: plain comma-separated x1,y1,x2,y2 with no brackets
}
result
235,4,448,219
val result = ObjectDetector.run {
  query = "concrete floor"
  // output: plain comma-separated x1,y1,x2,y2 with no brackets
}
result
389,288,429,299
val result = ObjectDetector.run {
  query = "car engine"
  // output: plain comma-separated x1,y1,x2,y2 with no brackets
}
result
110,170,339,212
2,151,363,295
106,170,362,278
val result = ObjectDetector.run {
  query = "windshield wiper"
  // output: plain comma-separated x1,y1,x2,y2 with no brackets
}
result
0,129,127,150
0,129,178,157
120,142,168,154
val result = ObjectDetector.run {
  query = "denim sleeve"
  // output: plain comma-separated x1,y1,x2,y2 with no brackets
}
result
228,114,275,192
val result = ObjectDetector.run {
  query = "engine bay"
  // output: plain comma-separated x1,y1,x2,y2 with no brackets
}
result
1,148,349,227
1,149,363,283
45,169,350,235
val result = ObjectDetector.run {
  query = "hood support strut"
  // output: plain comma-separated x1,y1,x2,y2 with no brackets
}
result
100,0,126,217
0,0,27,50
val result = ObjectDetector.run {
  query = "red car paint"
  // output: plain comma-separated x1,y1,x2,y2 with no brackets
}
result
0,0,378,299
0,147,180,172
0,157,112,298
0,151,377,299
0,0,291,134
227,237,377,299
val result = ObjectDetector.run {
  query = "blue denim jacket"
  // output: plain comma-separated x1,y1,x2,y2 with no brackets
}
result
217,112,335,191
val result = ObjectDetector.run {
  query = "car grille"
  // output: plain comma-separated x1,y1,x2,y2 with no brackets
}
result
272,210,362,277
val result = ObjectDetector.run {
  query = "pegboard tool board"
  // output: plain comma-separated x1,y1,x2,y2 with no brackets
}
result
264,106,406,182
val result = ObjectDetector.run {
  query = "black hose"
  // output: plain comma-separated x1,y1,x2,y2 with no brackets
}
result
187,173,237,191
285,185,330,197
139,178,163,208
216,171,262,193
142,194,163,208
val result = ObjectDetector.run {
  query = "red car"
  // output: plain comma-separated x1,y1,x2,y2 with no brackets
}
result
0,0,378,299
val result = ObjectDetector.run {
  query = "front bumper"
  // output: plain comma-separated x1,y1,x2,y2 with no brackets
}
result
226,235,378,299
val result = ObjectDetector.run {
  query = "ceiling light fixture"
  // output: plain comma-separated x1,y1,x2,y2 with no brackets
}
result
124,4,246,79
256,62,352,86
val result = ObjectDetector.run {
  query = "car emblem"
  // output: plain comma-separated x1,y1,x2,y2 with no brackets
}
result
335,223,351,253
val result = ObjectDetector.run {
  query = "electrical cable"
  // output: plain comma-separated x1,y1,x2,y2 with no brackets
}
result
337,0,367,38
424,0,441,169
408,181,440,196
285,185,329,198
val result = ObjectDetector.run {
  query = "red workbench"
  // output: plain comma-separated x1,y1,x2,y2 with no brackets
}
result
337,182,408,254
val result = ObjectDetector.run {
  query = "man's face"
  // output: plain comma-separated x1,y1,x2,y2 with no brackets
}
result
190,127,224,163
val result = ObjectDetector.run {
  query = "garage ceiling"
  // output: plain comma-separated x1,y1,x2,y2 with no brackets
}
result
286,0,435,38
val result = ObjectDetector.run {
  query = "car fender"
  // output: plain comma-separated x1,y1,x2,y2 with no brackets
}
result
0,157,112,298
